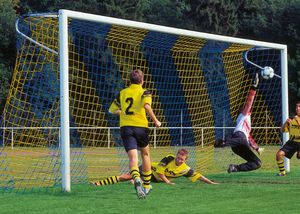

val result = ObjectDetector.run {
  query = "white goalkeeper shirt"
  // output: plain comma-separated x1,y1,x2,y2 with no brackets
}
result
233,89,256,139
234,113,251,139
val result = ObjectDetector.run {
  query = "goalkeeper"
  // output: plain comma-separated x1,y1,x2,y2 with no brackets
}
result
214,73,263,173
91,149,218,186
275,101,300,176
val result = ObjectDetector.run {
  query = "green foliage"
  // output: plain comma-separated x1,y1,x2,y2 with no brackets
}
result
186,0,240,35
0,0,16,112
97,0,148,20
0,0,16,60
0,63,12,113
273,0,300,109
289,53,300,109
236,0,300,108
1,0,300,113
141,0,189,27
18,0,100,14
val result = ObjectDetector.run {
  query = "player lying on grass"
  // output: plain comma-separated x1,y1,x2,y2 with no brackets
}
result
91,149,218,187
276,101,300,176
214,73,263,173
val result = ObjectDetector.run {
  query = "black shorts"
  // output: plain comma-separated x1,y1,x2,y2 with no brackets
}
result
280,140,300,159
120,126,149,152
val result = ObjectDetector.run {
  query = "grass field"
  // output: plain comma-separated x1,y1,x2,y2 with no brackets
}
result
1,145,300,213
1,169,300,214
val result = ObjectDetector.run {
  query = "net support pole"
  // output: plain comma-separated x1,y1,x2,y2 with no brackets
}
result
281,47,290,172
59,9,71,192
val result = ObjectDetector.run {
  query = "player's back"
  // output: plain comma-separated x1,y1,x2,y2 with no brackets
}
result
119,84,150,128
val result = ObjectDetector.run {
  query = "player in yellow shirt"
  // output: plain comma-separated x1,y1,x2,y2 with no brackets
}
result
91,149,218,186
109,69,161,199
275,101,300,176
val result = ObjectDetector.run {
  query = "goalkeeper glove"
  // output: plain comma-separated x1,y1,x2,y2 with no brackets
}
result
251,73,259,89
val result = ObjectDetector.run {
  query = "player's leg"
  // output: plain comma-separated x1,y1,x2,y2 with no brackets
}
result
121,127,145,199
229,144,261,172
276,140,296,176
296,142,300,159
92,174,131,186
276,150,286,176
297,151,300,159
127,149,140,179
140,145,152,194
136,127,152,194
276,141,294,176
127,149,146,199
223,131,246,147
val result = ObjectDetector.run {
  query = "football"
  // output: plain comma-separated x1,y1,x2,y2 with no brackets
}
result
261,66,274,80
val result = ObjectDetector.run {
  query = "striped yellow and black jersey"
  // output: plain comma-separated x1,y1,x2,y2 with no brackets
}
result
109,84,152,128
283,116,300,143
151,154,202,182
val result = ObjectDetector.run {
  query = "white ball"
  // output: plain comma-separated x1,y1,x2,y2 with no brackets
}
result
261,66,274,80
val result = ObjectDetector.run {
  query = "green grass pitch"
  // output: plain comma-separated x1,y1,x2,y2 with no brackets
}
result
1,154,300,213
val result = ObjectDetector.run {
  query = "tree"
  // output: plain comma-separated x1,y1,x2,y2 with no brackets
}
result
186,0,240,35
281,2,300,109
18,0,100,15
0,0,17,112
97,0,148,20
142,0,189,28
0,0,17,61
237,0,300,110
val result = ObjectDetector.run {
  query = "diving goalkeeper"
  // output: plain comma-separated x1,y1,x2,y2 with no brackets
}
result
91,149,218,186
214,73,263,173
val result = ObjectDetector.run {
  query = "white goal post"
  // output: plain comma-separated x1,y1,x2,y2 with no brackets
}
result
58,9,288,192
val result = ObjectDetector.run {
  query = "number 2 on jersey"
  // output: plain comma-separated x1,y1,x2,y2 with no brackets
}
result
125,97,134,115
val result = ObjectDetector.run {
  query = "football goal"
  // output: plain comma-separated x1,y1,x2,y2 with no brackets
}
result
0,9,288,192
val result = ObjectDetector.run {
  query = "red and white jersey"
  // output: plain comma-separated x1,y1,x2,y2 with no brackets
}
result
233,89,256,139
234,113,251,138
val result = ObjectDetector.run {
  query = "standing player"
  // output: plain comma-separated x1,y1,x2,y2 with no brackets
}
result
275,101,300,176
91,149,218,186
214,73,262,173
109,69,161,199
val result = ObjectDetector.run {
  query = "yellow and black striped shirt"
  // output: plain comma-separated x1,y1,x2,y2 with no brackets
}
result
109,84,152,128
151,154,202,182
283,116,300,142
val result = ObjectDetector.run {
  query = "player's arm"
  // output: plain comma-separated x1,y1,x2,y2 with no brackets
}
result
242,73,259,115
248,135,259,150
157,173,175,185
143,90,161,127
198,175,219,184
281,118,292,132
185,169,218,184
144,104,161,128
155,155,175,184
109,93,121,115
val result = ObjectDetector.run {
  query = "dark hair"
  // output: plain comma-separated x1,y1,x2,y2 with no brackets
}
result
296,101,300,105
129,69,144,84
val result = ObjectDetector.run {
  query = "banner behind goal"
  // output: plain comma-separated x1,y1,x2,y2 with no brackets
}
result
0,10,288,192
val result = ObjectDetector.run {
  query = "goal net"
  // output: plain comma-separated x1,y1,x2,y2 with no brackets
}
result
0,10,287,192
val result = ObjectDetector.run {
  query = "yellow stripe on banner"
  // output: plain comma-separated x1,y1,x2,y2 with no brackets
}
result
223,44,253,117
171,36,215,146
68,41,109,147
4,17,60,148
106,25,171,146
171,36,216,173
223,44,280,145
